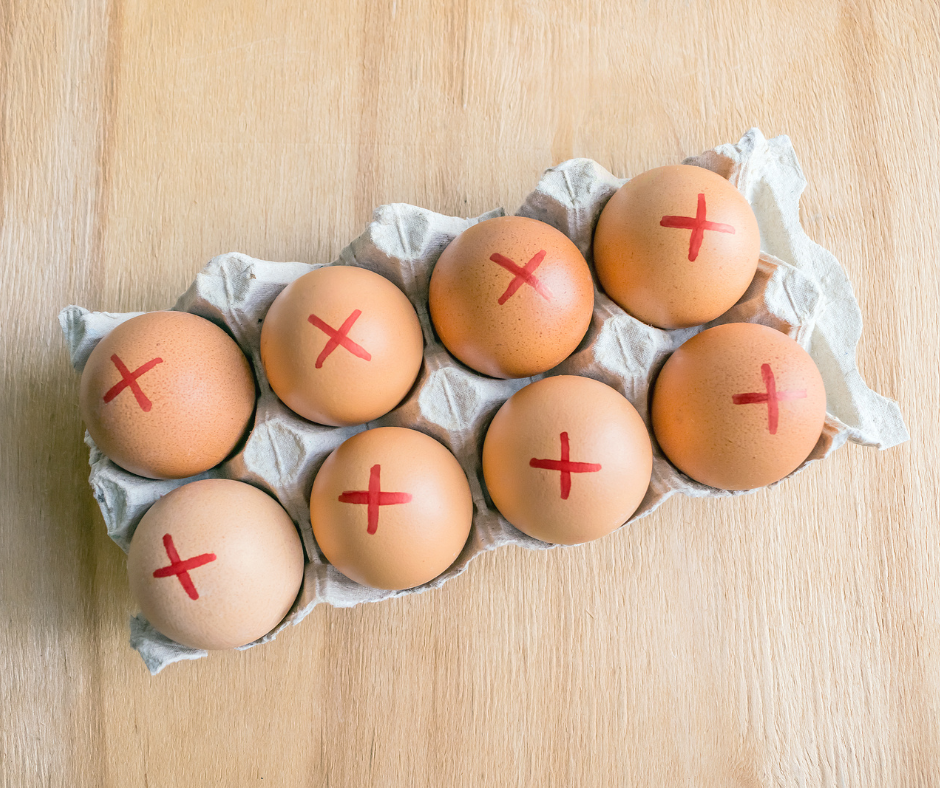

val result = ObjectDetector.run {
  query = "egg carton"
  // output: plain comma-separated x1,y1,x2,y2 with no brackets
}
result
59,128,908,674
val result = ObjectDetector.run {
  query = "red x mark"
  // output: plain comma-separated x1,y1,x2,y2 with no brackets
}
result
732,363,807,435
489,250,553,305
529,431,602,500
308,310,372,369
103,354,164,412
660,193,736,262
338,464,413,535
152,533,217,601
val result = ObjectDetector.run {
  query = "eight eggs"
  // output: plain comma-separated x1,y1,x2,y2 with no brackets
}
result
77,161,830,653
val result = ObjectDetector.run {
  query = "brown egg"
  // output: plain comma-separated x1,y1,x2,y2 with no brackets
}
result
79,311,255,479
260,266,424,426
593,164,761,329
482,375,652,545
310,427,473,590
651,323,827,490
127,479,305,650
429,216,595,379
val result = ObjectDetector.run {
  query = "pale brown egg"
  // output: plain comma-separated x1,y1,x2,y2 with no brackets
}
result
593,164,761,329
126,479,305,650
482,375,652,545
651,323,827,490
310,427,473,590
260,266,424,426
429,216,595,379
79,311,256,479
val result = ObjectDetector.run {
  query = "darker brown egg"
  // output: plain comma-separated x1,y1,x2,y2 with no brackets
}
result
594,165,760,329
79,311,256,479
651,323,827,490
429,216,595,379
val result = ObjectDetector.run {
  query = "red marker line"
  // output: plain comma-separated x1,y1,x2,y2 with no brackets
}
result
732,363,807,434
660,193,736,261
103,355,164,412
308,310,372,368
338,464,412,535
490,250,553,304
152,534,217,601
529,432,602,500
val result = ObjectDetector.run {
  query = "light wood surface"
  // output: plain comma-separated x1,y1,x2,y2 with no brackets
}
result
2,1,938,785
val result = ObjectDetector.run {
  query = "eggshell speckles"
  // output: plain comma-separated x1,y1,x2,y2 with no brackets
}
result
482,375,652,545
127,479,305,650
310,427,473,591
260,266,424,427
429,216,595,379
594,165,760,329
651,323,827,490
79,311,256,479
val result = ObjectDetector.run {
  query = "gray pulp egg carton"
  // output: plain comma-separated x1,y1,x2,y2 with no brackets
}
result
59,129,908,674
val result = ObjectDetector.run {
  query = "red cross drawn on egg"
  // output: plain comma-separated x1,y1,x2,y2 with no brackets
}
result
731,363,808,435
307,309,373,368
151,533,217,601
489,249,553,305
660,193,736,262
529,431,602,500
103,354,164,412
337,464,413,535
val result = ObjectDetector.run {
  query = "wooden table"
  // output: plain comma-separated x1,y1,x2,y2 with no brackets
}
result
2,1,937,785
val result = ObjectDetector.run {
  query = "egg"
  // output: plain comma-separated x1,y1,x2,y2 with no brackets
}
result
310,427,473,590
126,479,305,650
482,375,652,545
79,311,256,479
429,216,595,379
651,323,827,490
260,266,424,426
593,164,761,329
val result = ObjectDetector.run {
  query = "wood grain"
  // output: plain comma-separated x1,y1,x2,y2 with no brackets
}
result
2,0,938,785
